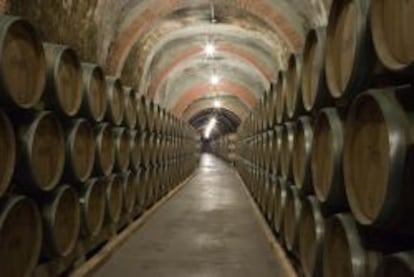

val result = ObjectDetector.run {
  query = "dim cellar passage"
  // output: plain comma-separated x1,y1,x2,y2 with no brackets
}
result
94,154,291,277
0,16,199,277
210,0,414,276
1,0,414,276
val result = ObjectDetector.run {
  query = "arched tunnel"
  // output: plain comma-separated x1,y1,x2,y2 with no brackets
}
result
0,0,413,276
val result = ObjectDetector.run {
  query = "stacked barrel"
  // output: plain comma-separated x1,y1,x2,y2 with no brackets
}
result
236,0,414,276
210,133,237,162
0,15,199,276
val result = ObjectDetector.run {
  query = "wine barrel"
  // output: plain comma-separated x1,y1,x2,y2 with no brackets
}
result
267,82,277,128
0,110,15,197
325,0,375,99
371,0,414,72
301,28,331,112
283,185,302,253
323,213,381,277
43,43,82,116
280,122,295,179
312,108,347,212
80,178,106,237
0,16,45,109
79,63,107,122
299,196,325,277
140,132,151,166
93,123,115,176
120,172,136,215
265,177,276,223
129,130,141,172
14,111,65,192
104,175,123,224
145,100,156,133
63,119,95,183
105,77,125,126
123,86,137,129
144,167,155,208
136,168,149,211
0,195,42,277
136,95,148,131
285,54,304,119
344,87,414,233
276,71,287,124
375,251,414,277
292,116,314,194
113,127,130,173
273,178,288,233
271,125,283,175
41,185,80,258
154,104,162,134
265,130,274,173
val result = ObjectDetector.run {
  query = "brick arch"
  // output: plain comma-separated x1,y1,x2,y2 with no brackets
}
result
107,0,303,75
149,43,272,100
171,80,257,115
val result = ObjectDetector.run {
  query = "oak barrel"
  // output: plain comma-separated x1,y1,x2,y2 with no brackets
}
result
285,54,303,119
15,111,65,192
0,110,15,197
113,127,130,173
123,86,137,129
323,213,381,277
280,122,295,178
120,171,136,215
302,28,331,112
63,119,95,183
344,87,414,233
299,196,325,277
283,184,302,253
325,0,375,99
43,43,82,116
312,107,348,212
41,185,80,257
105,77,125,126
275,71,286,124
0,195,42,277
0,16,45,109
292,116,314,194
79,178,106,238
371,0,414,72
104,175,123,223
79,63,107,122
93,123,114,176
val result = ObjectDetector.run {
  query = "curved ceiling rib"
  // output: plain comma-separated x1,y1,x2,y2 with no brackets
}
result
171,79,258,115
182,95,250,121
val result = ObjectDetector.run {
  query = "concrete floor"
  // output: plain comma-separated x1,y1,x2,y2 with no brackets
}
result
95,154,288,277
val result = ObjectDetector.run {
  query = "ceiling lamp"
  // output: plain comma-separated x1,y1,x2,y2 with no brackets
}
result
204,117,217,139
210,74,220,85
213,99,221,108
204,43,216,57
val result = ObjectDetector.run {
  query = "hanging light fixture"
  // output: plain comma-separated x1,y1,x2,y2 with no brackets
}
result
204,117,217,139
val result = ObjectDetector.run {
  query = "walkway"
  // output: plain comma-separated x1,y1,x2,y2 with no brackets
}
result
95,154,290,277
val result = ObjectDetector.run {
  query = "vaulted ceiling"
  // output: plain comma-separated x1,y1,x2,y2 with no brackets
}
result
8,0,332,137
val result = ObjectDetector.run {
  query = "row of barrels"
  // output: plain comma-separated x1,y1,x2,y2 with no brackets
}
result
234,0,414,275
238,85,414,232
210,133,238,162
237,165,414,277
247,0,414,136
0,14,201,277
237,92,414,274
0,15,181,135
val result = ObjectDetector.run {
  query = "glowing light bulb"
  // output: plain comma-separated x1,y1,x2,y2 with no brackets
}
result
210,74,220,85
213,99,221,108
204,117,217,139
204,43,216,57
